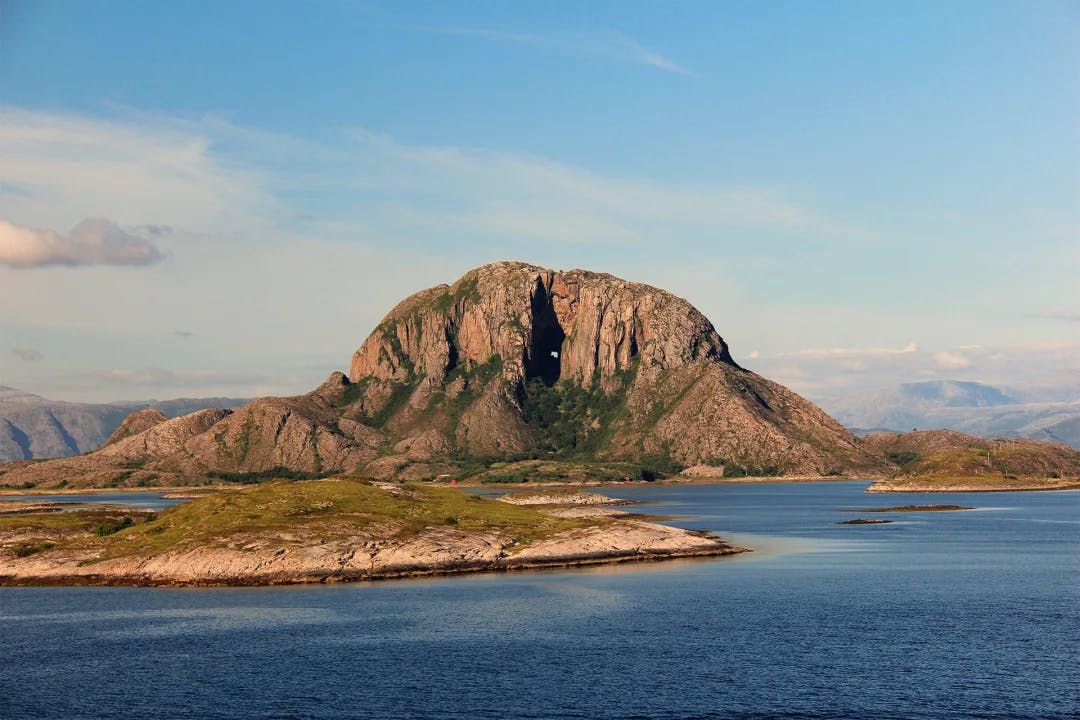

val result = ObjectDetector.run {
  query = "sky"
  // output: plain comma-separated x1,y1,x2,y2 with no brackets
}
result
0,0,1077,404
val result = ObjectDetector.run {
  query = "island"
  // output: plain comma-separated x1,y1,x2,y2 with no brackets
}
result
0,479,745,587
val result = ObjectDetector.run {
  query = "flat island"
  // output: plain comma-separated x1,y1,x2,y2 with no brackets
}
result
844,504,974,513
0,480,745,587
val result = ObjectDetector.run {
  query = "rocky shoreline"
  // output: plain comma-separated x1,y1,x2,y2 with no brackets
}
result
867,477,1080,493
0,482,746,588
0,521,744,587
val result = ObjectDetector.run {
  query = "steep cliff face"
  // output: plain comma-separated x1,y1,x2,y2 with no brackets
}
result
350,262,735,388
0,261,884,488
341,262,878,475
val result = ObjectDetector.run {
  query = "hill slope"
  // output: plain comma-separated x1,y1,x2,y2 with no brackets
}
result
864,429,1080,492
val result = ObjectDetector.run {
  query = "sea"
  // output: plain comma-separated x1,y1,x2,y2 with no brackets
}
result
1,481,1077,720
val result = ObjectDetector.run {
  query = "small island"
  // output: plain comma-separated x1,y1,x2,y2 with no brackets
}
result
838,518,894,525
845,504,973,513
0,479,745,587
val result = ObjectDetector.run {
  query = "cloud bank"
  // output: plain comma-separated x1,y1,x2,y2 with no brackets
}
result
0,218,165,268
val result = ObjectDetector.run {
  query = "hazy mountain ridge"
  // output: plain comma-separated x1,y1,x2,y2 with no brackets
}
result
0,387,248,463
822,381,1080,450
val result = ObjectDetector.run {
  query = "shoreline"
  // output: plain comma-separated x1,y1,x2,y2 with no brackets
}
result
0,476,872,496
0,481,749,588
0,542,746,588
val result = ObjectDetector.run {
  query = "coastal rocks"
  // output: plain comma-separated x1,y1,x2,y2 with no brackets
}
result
498,490,621,506
0,518,741,587
504,521,739,566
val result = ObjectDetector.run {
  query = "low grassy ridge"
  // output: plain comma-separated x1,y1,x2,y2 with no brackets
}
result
0,506,156,558
67,479,595,562
903,446,1080,480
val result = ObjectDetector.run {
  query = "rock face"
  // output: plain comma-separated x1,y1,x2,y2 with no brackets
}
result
342,262,880,476
103,409,167,446
0,261,884,488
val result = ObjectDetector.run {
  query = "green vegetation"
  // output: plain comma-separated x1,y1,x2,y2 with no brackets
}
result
521,375,631,456
94,516,135,536
80,479,593,561
903,446,1080,480
0,506,156,560
208,467,327,483
14,541,54,557
722,463,781,478
334,377,370,409
886,451,920,468
430,274,481,313
471,459,661,484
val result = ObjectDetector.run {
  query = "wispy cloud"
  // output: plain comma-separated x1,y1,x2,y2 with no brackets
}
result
10,348,43,362
415,26,695,76
0,218,165,268
775,342,918,359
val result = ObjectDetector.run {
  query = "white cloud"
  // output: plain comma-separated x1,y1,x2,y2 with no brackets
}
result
775,342,918,359
934,351,972,369
0,218,165,268
0,108,271,234
414,26,695,75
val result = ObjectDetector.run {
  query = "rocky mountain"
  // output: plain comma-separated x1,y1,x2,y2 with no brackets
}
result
0,387,248,463
822,381,1080,449
0,262,885,488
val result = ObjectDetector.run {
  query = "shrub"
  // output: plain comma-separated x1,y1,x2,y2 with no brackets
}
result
94,516,135,536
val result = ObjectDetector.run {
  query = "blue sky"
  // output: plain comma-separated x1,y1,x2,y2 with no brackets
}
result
0,0,1077,402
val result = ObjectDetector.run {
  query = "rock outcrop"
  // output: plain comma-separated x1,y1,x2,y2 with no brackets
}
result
103,409,167,446
0,261,886,488
340,262,881,476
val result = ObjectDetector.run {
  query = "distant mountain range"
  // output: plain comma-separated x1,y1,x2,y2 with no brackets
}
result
0,386,247,462
820,381,1080,449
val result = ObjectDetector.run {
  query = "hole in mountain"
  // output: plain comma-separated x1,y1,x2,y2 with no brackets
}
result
526,280,565,386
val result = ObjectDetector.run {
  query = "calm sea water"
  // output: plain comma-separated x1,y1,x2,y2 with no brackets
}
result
1,492,182,511
1,481,1077,719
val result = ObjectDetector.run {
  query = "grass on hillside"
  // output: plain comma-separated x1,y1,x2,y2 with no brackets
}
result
79,479,594,561
905,447,1080,480
0,506,156,558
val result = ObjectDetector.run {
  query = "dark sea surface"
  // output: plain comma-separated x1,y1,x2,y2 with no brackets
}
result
2,481,1077,719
